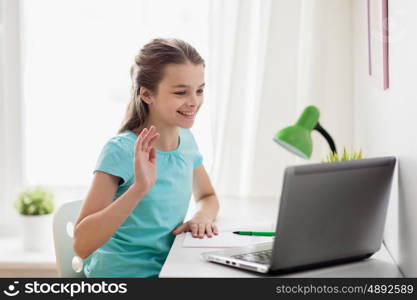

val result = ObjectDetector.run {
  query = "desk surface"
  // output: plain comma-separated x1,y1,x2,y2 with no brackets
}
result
160,197,403,278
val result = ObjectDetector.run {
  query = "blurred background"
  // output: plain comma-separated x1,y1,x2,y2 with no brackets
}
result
1,0,417,277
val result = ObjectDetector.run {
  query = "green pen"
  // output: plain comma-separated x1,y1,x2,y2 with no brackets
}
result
233,231,275,237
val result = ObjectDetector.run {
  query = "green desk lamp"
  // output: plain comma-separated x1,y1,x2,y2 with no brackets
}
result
273,106,337,159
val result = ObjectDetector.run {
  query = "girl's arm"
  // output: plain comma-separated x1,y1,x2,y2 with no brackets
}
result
192,165,219,221
173,165,220,238
73,126,160,259
73,172,146,259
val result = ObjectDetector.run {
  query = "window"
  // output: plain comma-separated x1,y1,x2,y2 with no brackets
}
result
1,0,24,234
21,0,212,199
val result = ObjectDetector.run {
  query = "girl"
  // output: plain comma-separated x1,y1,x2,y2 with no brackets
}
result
73,38,220,278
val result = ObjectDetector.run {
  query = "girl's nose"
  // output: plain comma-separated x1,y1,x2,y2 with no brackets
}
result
187,94,199,106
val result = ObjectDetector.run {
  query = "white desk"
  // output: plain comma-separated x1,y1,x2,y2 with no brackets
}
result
160,197,403,278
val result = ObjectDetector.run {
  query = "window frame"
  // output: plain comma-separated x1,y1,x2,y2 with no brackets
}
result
0,0,24,236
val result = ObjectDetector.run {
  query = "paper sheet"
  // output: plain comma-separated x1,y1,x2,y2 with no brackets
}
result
182,231,274,248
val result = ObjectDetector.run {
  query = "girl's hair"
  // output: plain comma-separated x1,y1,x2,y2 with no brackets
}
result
118,38,205,134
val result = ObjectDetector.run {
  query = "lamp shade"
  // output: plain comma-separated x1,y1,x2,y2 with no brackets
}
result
273,106,320,159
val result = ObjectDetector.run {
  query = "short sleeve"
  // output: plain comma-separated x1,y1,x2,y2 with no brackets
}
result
94,137,131,184
193,151,203,169
187,130,203,169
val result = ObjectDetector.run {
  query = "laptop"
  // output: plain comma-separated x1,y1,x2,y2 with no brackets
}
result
202,156,396,274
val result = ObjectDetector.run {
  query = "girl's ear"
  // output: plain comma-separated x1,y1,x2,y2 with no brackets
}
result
139,87,153,104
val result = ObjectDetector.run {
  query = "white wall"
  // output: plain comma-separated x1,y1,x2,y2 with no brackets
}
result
352,0,417,277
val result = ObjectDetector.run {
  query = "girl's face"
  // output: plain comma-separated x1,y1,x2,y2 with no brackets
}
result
146,62,205,129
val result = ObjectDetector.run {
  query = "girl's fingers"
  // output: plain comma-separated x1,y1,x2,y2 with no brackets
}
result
144,132,158,148
146,133,160,151
205,224,213,238
172,223,187,235
149,148,156,164
135,128,147,147
141,127,153,151
191,223,199,237
140,127,148,139
212,223,219,235
144,125,155,142
135,126,154,152
198,224,205,238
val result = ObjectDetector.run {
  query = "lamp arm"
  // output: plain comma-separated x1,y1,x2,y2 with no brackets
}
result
314,122,337,154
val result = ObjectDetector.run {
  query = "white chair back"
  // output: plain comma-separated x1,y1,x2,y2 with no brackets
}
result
52,200,85,277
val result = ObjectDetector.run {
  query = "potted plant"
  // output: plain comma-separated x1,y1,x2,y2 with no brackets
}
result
14,186,55,252
323,147,364,162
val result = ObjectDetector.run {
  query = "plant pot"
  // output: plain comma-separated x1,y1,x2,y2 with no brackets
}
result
19,214,54,252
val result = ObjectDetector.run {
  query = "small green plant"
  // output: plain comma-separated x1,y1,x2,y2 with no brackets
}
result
323,147,364,162
14,186,55,216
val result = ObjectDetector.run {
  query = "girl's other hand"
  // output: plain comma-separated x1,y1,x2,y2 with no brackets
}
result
172,213,219,239
132,125,160,194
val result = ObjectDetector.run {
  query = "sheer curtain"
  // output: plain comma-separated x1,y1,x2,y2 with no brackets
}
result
207,0,353,199
207,0,272,197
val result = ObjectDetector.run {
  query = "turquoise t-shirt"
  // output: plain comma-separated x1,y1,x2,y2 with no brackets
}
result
83,128,203,278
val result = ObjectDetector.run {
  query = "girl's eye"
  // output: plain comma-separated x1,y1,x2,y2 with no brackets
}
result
174,89,204,96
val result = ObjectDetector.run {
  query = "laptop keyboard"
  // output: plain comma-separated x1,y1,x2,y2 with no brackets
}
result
232,249,272,264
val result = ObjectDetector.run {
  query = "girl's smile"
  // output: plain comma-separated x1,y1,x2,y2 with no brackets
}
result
177,110,196,119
